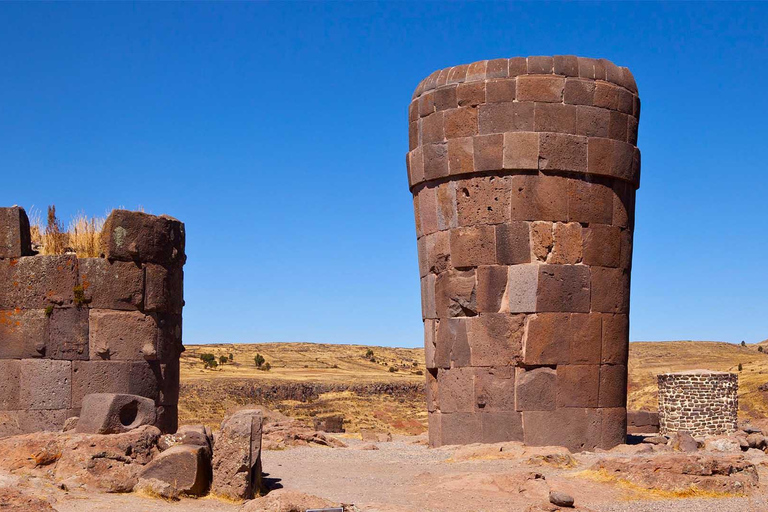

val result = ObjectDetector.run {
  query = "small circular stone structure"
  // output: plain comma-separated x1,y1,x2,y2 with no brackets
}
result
657,370,738,436
406,56,640,451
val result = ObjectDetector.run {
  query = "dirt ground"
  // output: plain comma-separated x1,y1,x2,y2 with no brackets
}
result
9,434,768,512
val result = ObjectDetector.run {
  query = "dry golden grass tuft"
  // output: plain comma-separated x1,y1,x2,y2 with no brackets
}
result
28,205,105,257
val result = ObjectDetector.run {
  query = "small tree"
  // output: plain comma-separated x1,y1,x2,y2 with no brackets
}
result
738,363,743,372
200,353,217,369
389,366,397,373
365,349,374,359
263,362,271,371
254,354,265,368
209,359,218,369
219,355,228,365
229,353,234,361
741,341,747,347
759,346,764,353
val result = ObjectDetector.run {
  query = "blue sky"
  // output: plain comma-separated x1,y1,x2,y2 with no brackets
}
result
1,3,766,346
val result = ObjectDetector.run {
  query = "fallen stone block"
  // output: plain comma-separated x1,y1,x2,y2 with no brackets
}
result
313,414,345,433
212,409,263,500
239,489,338,512
75,393,156,434
361,430,393,442
158,424,213,457
138,444,212,497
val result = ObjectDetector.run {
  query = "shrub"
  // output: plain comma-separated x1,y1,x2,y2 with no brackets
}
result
219,356,228,365
254,354,265,368
365,349,374,359
759,346,764,353
260,362,271,372
200,353,217,369
389,366,397,373
738,363,743,372
229,353,234,361
741,341,747,347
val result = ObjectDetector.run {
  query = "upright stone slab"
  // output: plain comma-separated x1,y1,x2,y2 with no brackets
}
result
407,56,641,451
658,370,738,436
211,409,263,500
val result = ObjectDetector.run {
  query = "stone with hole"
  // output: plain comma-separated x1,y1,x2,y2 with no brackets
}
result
75,393,157,434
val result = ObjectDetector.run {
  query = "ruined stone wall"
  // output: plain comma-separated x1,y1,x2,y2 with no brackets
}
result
406,56,640,451
0,207,185,436
658,371,738,436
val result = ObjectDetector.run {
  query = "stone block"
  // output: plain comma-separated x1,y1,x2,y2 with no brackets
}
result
101,210,185,266
564,78,595,106
467,313,524,367
408,120,419,151
0,207,32,258
408,148,425,187
79,258,144,310
16,408,73,432
417,186,439,236
538,133,587,172
502,132,539,170
444,107,478,139
588,138,635,182
48,307,89,360
466,60,487,82
530,221,553,262
516,76,564,102
423,143,449,181
89,310,159,361
590,267,629,313
554,55,579,77
0,255,79,309
523,408,602,451
144,264,184,314
455,176,510,227
594,82,621,111
439,412,482,445
570,313,602,364
568,179,614,225
485,79,516,103
486,58,509,79
536,264,591,313
449,226,495,268
447,137,474,176
435,317,470,368
557,365,599,407
602,314,629,365
426,369,438,411
456,81,485,107
424,320,437,369
508,57,527,77
437,367,475,413
434,269,476,318
138,444,212,498
577,57,599,79
599,365,627,408
211,409,263,499
515,367,556,411
418,90,435,117
420,274,437,319
76,393,157,434
575,105,609,137
433,85,458,111
0,360,20,410
481,411,524,443
504,264,538,313
496,222,530,265
71,360,169,407
423,231,451,276
472,134,503,172
447,64,469,85
474,366,516,411
0,309,47,359
522,313,569,365
476,265,508,313
0,411,21,437
549,222,583,264
601,407,627,449
18,359,71,410
155,404,178,434
582,225,621,267
608,111,628,141
527,56,554,74
509,174,568,222
478,102,534,135
428,411,442,447
421,111,445,144
534,103,577,133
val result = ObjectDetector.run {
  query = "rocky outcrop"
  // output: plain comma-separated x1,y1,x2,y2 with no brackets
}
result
263,418,346,450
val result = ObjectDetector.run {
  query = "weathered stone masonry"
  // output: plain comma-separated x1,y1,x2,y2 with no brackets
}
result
658,370,738,437
0,207,185,436
406,56,640,451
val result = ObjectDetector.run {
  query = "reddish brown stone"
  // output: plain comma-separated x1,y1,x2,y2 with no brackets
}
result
426,368,438,409
564,78,595,106
423,231,451,275
557,365,599,407
408,147,425,185
145,264,184,314
79,258,143,311
408,120,419,151
536,264,591,313
421,111,445,144
455,175,510,226
599,364,627,408
472,134,504,172
466,60,487,82
509,174,568,222
0,207,32,258
417,186,439,236
418,90,435,117
554,55,579,77
76,393,157,434
424,321,437,369
434,269,476,318
0,309,47,359
474,367,516,411
522,313,569,365
467,313,524,367
523,408,602,451
420,274,437,319
504,265,538,313
502,132,539,170
516,76,564,102
0,255,79,309
439,412,482,445
590,267,629,313
450,226,495,268
628,115,639,145
478,102,534,134
447,64,469,85
433,85,458,111
422,143,449,181
549,222,583,265
19,359,72,410
485,79,516,103
447,137,474,176
570,313,602,364
534,103,577,133
594,82,621,111
530,221,553,262
515,367,556,411
486,58,509,79
588,138,635,182
495,222,530,265
437,367,475,412
0,360,20,410
508,57,527,77
582,225,621,267
577,57,598,79
620,229,633,271
428,411,442,447
476,265,508,313
444,107,478,139
527,56,554,74
575,105,609,137
602,313,629,365
436,182,458,230
48,307,89,360
101,210,185,267
538,133,587,172
435,318,470,368
71,360,167,408
608,111,628,141
481,411,524,443
568,179,614,225
601,407,627,449
456,82,485,107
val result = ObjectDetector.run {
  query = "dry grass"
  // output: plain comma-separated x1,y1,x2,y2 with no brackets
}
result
28,205,105,258
575,468,746,499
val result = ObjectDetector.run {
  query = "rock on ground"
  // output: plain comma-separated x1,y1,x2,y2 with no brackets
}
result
0,488,55,511
212,409,263,500
239,489,339,512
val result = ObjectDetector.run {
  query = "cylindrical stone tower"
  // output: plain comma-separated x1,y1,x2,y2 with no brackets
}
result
658,370,738,437
406,56,640,451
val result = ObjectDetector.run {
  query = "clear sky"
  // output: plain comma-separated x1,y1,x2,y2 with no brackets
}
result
1,2,766,346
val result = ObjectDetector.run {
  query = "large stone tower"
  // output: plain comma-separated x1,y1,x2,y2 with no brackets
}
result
406,56,640,451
